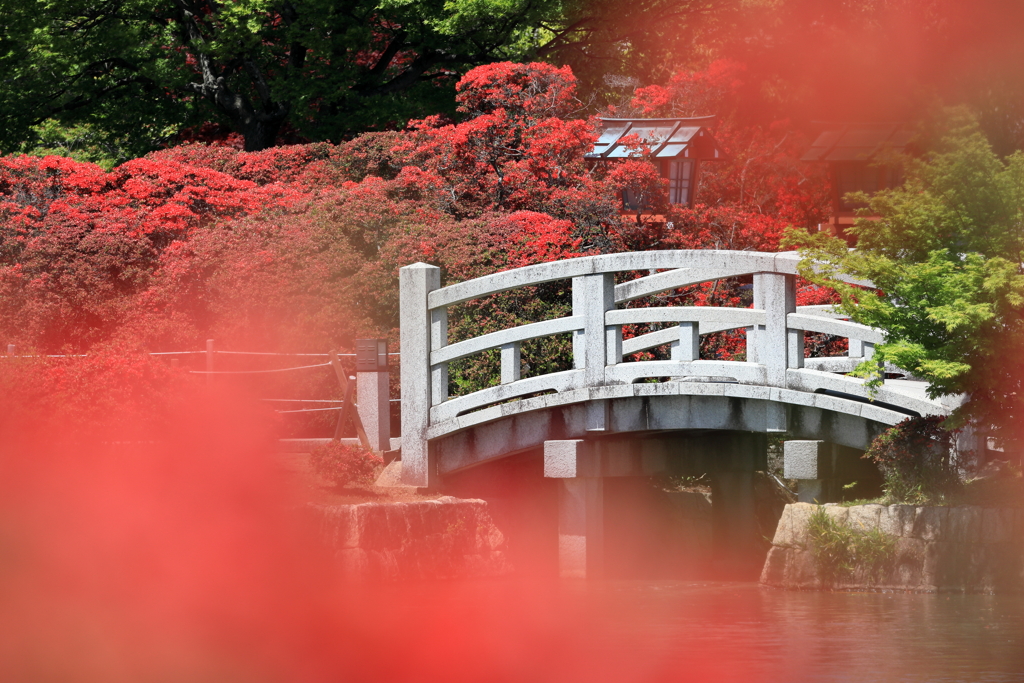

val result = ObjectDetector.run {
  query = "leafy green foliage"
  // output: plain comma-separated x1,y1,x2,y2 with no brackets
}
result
786,111,1024,447
7,0,1024,162
14,121,140,171
0,0,568,154
0,0,198,158
0,0,734,157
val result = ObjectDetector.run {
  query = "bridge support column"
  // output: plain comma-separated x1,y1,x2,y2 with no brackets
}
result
544,440,604,578
784,440,835,503
557,478,604,579
709,433,765,578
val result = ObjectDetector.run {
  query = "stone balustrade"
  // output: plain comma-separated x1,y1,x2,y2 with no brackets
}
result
399,250,950,488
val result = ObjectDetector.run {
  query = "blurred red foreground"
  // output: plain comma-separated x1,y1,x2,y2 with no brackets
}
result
0,354,775,683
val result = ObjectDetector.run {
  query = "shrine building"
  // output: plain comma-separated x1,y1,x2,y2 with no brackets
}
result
586,116,726,211
801,122,914,239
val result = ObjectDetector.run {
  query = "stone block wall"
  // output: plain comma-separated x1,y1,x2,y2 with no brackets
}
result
311,497,513,580
761,503,1024,593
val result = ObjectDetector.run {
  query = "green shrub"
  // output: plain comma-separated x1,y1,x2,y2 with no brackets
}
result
863,415,962,504
806,507,897,586
309,442,383,488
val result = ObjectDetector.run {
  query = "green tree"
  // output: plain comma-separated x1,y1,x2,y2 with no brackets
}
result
0,0,732,157
536,0,735,100
0,0,558,155
2,0,737,156
786,111,1024,449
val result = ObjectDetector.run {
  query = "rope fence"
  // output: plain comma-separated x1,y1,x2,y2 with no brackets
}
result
261,399,347,403
188,362,333,375
262,398,401,403
5,341,400,445
3,342,401,361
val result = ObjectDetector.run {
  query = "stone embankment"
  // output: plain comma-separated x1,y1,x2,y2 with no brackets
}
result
311,497,512,580
761,503,1024,593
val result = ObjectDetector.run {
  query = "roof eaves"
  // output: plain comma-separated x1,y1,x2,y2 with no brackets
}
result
646,121,683,158
585,121,633,159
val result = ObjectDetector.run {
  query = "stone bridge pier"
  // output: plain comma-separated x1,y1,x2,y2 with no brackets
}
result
544,431,767,579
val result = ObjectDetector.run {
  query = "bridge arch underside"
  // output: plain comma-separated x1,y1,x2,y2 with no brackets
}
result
432,389,909,477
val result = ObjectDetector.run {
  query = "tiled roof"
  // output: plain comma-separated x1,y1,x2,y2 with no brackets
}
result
801,123,914,162
586,116,724,160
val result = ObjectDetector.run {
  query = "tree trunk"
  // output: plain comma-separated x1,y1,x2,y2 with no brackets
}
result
187,65,291,151
211,90,289,151
239,113,287,152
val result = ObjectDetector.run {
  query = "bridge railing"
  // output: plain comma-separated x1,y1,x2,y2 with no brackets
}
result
399,250,890,485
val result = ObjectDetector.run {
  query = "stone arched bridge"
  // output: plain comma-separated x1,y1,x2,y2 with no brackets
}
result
398,250,949,489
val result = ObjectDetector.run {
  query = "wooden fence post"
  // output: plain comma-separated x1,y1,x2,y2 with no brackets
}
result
329,350,372,451
205,339,214,386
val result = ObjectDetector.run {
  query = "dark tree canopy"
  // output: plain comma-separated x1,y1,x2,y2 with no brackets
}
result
0,0,551,154
0,0,728,157
5,0,1024,161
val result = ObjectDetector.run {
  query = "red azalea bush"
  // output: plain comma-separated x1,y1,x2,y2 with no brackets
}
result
395,69,605,222
455,62,579,121
0,349,187,441
609,59,831,230
308,441,384,489
0,60,827,367
0,151,321,351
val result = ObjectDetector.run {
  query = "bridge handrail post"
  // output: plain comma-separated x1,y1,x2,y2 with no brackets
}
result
573,272,616,430
849,338,877,360
787,309,804,372
753,272,797,387
672,321,700,361
500,342,521,384
430,308,448,406
400,262,442,487
754,271,796,432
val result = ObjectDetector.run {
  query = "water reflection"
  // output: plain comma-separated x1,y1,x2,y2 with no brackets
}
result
383,580,1024,682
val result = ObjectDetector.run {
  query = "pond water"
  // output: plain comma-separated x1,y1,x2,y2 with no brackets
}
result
356,579,1024,683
